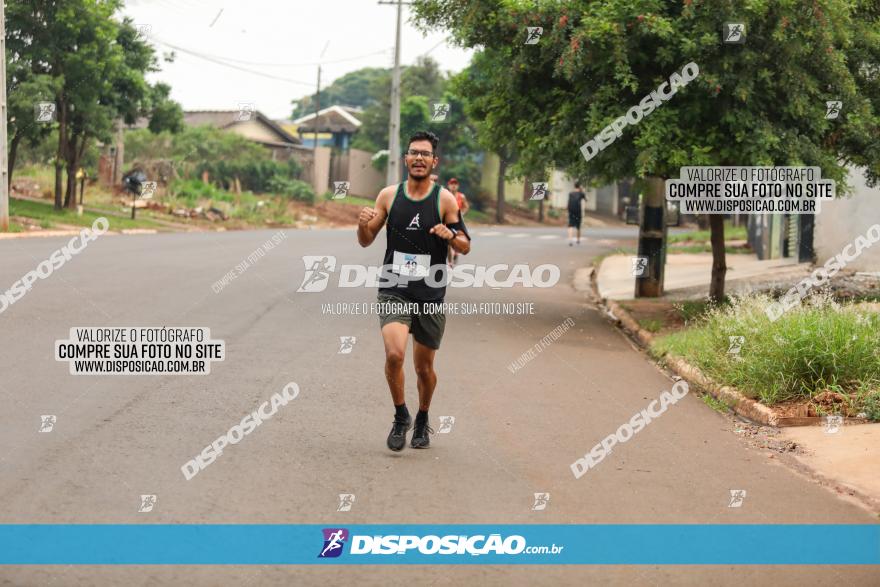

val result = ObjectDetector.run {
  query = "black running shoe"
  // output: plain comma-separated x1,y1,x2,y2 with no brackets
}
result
411,415,434,449
387,414,412,452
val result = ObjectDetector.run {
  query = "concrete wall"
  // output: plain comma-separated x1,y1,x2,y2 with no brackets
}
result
479,153,526,203
290,147,332,195
229,119,280,144
339,148,384,198
814,168,880,271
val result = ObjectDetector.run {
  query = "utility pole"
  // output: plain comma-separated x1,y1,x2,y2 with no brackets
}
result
313,41,330,151
380,0,408,185
313,65,321,150
0,0,9,231
634,177,668,297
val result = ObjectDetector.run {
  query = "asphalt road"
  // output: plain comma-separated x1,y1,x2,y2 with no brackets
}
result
0,224,876,586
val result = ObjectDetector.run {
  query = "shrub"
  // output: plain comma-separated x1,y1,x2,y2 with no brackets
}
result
196,159,302,193
267,176,315,204
652,294,880,411
127,126,304,193
168,178,226,205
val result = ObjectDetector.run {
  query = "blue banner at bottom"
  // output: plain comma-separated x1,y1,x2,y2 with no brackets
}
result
0,525,877,565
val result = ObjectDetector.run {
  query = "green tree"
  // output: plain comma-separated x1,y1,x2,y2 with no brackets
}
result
351,56,450,152
145,82,184,134
413,0,880,300
7,1,164,209
291,67,388,119
5,1,60,191
347,57,481,199
5,73,57,191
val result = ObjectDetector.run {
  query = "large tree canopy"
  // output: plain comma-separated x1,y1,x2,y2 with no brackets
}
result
5,0,178,208
413,0,880,297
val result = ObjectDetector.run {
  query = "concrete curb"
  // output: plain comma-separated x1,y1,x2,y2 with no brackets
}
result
589,259,868,428
0,229,83,240
0,228,158,240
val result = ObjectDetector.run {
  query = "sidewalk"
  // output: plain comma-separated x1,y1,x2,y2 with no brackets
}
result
594,251,880,512
597,252,810,300
781,424,880,511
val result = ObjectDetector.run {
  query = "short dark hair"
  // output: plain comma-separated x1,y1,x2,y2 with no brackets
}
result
574,182,581,188
407,130,439,154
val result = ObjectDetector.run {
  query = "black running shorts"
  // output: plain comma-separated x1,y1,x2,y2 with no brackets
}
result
377,291,446,350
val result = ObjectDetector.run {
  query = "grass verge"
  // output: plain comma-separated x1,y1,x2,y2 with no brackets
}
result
651,294,880,419
10,198,164,231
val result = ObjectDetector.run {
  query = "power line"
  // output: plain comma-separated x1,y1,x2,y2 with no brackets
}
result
150,35,389,68
186,48,391,68
150,36,315,86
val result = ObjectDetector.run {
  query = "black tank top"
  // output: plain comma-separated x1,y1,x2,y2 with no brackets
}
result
380,182,448,302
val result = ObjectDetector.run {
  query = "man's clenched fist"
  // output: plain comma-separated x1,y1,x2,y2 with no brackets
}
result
429,224,454,240
359,207,377,226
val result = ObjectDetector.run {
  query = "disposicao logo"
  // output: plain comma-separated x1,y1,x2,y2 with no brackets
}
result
318,528,349,558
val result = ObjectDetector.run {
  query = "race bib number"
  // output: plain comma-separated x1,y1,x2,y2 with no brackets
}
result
392,251,430,277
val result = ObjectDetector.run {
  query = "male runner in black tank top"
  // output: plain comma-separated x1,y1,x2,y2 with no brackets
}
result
357,131,471,451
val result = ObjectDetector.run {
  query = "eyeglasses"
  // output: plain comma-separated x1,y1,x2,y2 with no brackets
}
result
406,149,435,159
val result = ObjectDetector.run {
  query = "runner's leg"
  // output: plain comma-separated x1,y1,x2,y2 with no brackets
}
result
381,322,409,406
413,340,437,411
411,339,437,448
382,321,412,451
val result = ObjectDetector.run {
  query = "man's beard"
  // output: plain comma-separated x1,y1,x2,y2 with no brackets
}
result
408,164,431,179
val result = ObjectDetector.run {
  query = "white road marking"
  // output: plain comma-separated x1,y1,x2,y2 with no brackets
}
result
508,233,529,238
537,235,560,239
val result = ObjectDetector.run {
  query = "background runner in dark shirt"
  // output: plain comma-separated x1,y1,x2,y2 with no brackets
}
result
567,182,587,245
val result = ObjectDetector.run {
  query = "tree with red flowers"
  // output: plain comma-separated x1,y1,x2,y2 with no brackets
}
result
413,0,880,301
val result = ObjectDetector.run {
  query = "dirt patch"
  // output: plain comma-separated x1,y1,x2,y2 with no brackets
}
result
774,391,868,419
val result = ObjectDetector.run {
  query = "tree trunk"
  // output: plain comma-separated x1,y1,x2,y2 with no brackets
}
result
708,214,727,302
64,131,88,208
495,155,506,224
8,133,22,193
63,140,76,208
54,162,64,209
54,97,67,209
64,160,78,208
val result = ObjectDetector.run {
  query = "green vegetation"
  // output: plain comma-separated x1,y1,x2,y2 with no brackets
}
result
10,198,163,231
638,318,663,333
125,126,304,194
674,300,726,325
266,177,315,204
652,294,880,418
701,394,732,415
324,194,377,207
6,0,182,209
667,223,751,254
668,224,748,245
165,179,297,225
413,0,880,300
667,244,751,255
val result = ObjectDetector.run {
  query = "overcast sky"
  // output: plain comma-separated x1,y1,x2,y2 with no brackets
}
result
120,0,474,120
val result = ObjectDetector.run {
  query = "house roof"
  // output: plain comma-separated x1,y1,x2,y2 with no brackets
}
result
292,105,362,134
183,110,301,145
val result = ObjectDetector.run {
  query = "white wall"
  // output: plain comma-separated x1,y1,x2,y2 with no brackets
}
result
549,170,597,211
814,168,880,271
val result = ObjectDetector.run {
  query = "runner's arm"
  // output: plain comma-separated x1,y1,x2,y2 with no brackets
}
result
460,193,470,215
357,187,392,247
437,189,471,255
